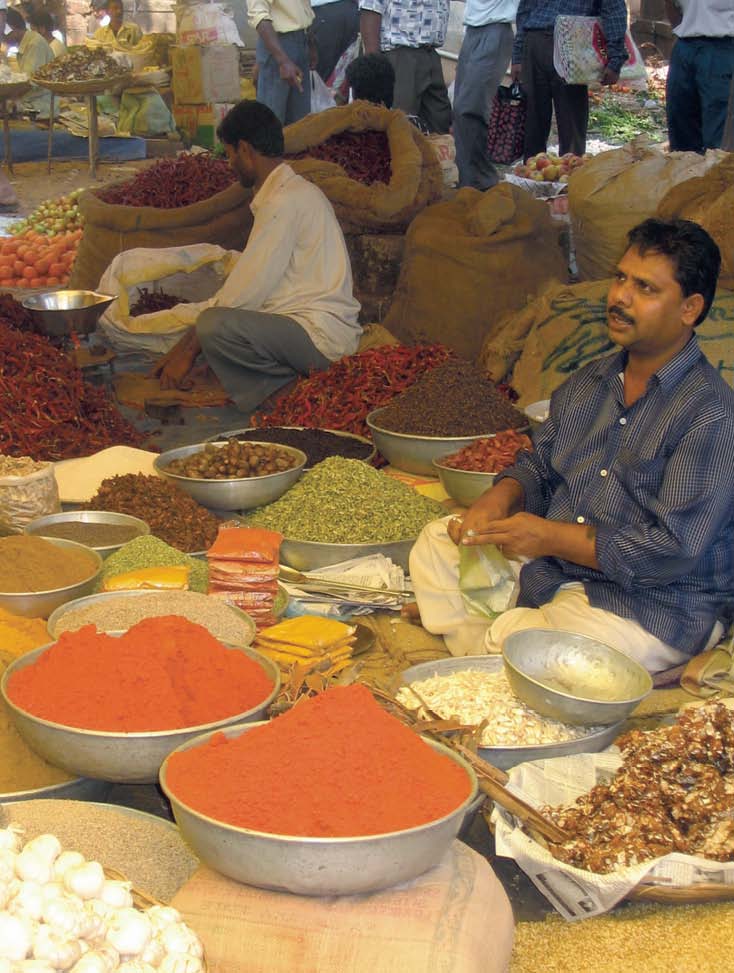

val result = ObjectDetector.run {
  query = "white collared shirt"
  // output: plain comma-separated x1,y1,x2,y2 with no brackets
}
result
673,0,734,38
463,0,518,28
213,163,361,361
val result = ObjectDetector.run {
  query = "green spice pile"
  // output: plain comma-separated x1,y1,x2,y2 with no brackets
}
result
246,457,444,543
372,360,527,437
97,536,208,593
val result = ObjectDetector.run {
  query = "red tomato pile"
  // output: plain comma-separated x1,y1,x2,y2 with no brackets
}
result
0,228,82,289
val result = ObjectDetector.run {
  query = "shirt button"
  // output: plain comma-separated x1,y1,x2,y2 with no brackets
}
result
577,516,586,524
600,469,608,477
619,417,627,425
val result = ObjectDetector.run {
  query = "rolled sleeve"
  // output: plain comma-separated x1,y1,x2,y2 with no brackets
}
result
248,0,274,31
359,0,386,13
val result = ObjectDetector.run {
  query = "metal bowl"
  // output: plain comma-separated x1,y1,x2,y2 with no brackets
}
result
160,721,478,895
366,409,493,476
0,538,103,619
21,291,115,338
46,589,256,645
207,426,377,469
503,629,653,726
0,776,111,804
1,643,280,784
400,656,624,771
154,442,307,512
432,457,497,508
25,511,149,559
280,537,415,573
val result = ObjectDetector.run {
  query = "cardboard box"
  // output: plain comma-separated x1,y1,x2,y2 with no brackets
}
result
173,103,234,149
172,45,240,105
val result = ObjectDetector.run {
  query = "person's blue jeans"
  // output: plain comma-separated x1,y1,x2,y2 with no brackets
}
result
666,36,734,153
256,29,311,125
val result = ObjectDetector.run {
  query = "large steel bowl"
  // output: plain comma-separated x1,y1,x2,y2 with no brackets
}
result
0,776,110,804
154,442,306,511
503,629,653,726
207,426,377,469
160,722,478,895
1,644,280,784
432,457,497,508
400,656,624,771
25,511,149,559
280,536,415,573
46,589,256,645
0,538,103,619
366,409,491,476
21,291,115,338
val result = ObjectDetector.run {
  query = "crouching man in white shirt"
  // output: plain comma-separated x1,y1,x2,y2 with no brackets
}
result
151,100,361,412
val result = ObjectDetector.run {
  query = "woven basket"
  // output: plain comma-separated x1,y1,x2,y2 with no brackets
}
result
628,882,734,904
32,73,132,95
0,80,32,100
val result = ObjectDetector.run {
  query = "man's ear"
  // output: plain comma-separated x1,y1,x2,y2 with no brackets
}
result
681,292,705,328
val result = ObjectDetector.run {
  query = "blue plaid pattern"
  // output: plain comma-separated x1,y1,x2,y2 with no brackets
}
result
359,0,449,50
497,337,734,655
513,0,629,70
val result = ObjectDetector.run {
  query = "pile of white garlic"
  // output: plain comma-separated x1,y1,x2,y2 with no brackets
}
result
0,827,204,973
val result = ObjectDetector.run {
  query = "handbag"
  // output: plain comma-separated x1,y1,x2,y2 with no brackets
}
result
553,15,647,86
486,83,526,166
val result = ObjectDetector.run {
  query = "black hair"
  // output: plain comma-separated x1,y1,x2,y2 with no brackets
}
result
6,8,26,31
626,218,721,326
345,54,395,109
29,9,54,31
216,100,284,157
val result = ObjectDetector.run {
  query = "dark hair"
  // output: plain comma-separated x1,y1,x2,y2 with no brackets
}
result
29,9,54,31
346,54,395,109
6,8,26,31
217,100,284,157
626,218,721,326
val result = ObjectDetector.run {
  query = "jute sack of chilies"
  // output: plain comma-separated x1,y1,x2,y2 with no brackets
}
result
568,137,725,281
69,181,253,291
284,101,443,234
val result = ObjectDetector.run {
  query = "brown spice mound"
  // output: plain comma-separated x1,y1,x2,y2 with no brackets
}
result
0,535,98,592
87,473,219,553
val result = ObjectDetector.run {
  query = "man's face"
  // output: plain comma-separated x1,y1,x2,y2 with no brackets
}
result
225,142,256,188
108,2,123,28
606,246,702,358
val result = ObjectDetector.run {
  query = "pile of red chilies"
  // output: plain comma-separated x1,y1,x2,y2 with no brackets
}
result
252,343,452,438
97,153,237,208
288,131,392,186
0,323,144,460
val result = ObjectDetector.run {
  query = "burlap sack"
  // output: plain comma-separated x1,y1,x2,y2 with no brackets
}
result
568,137,724,281
69,182,253,291
382,183,568,359
657,154,734,291
484,279,734,405
171,843,515,973
284,101,443,234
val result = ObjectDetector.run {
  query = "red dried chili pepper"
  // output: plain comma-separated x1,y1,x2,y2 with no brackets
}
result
287,130,392,186
96,153,237,209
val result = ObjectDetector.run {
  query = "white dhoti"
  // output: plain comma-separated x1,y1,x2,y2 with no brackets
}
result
410,518,721,673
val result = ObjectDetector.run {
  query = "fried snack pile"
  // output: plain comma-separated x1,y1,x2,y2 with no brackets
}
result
545,702,734,873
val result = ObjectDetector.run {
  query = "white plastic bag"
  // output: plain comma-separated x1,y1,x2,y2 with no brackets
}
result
175,0,242,46
310,71,336,113
553,15,647,87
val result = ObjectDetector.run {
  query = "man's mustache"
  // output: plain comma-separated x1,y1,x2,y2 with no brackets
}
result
608,305,635,325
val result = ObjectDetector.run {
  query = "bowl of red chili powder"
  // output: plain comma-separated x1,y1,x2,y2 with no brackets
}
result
1,615,280,784
160,684,478,895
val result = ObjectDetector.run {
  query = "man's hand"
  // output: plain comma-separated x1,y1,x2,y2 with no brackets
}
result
463,512,553,559
510,63,522,83
601,66,620,86
149,330,199,390
279,57,304,91
447,478,525,545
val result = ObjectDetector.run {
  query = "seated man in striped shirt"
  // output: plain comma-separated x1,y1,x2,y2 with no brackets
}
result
411,219,734,672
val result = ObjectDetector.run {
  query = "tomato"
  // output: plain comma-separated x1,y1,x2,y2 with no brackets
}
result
13,260,25,276
46,276,60,286
0,279,13,288
29,277,46,288
48,262,66,278
22,266,35,280
34,258,52,276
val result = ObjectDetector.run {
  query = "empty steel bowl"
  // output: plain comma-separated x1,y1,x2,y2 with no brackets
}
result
21,291,115,337
25,511,149,559
431,457,497,507
160,721,478,895
1,644,280,784
0,537,103,619
502,629,653,726
154,442,307,512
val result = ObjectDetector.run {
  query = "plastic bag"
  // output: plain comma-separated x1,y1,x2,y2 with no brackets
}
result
0,463,60,530
553,15,648,87
458,544,518,620
118,88,176,136
487,84,526,166
310,71,336,113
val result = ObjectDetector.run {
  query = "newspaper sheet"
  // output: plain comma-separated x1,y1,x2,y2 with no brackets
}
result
492,751,734,921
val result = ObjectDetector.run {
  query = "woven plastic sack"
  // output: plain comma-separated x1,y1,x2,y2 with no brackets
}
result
553,15,647,86
0,464,60,529
487,84,526,165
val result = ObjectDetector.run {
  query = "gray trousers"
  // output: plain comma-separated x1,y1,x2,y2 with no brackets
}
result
197,308,330,414
453,23,514,190
385,47,452,134
256,30,311,125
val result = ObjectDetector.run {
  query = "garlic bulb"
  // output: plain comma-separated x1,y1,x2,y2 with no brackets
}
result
0,957,10,973
99,881,133,910
14,961,57,973
139,939,164,968
0,879,18,910
157,926,203,960
0,850,18,883
32,925,83,969
53,852,86,883
144,907,180,934
105,908,152,957
16,850,53,886
80,902,109,946
24,835,62,866
69,949,118,973
116,963,156,973
63,863,105,901
0,910,33,960
10,881,45,921
42,897,86,940
0,826,23,853
158,955,204,973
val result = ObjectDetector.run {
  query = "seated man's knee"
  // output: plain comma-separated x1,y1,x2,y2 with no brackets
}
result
196,308,220,350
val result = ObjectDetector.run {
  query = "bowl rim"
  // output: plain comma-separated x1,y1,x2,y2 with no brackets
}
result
502,629,653,706
25,511,150,554
0,537,103,597
159,721,478,845
21,290,116,311
280,535,418,549
431,455,500,476
1,640,280,739
154,441,307,484
366,408,518,443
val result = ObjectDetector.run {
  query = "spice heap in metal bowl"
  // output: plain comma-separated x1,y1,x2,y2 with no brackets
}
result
34,47,128,83
164,440,299,479
227,427,374,467
374,359,527,436
440,429,533,473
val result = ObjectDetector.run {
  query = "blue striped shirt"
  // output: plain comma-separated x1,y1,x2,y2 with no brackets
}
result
497,337,734,655
512,0,629,71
